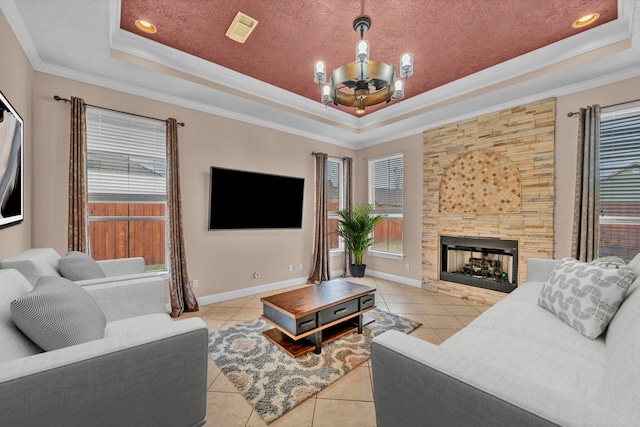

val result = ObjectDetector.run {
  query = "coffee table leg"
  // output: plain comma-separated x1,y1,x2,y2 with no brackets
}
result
312,331,322,354
357,314,363,334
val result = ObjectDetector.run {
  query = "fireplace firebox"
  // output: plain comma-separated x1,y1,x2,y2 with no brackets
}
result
440,236,518,293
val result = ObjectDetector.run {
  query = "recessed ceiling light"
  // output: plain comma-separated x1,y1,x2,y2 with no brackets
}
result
135,19,157,34
572,13,599,28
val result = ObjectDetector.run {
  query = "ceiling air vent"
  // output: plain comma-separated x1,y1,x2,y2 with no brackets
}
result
225,12,258,43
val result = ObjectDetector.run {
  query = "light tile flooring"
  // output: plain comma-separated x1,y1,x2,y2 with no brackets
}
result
182,276,491,427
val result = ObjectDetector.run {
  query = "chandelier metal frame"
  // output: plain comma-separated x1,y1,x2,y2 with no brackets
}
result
313,15,413,116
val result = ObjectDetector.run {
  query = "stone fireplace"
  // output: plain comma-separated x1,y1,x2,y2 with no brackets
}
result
422,98,555,304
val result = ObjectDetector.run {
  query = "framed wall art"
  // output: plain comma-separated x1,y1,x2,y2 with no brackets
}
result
0,90,24,228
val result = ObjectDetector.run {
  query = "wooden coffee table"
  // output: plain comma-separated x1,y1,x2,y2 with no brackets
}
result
261,279,377,358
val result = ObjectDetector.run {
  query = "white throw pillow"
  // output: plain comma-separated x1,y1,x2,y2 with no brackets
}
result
10,276,107,351
538,258,635,339
589,256,626,269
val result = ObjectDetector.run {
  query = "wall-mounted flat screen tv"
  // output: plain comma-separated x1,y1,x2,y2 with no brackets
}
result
208,166,304,230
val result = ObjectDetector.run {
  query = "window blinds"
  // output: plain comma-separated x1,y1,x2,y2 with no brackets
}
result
369,153,403,214
599,103,640,206
86,107,167,202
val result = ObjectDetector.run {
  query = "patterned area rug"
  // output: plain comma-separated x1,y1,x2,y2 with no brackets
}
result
208,309,420,424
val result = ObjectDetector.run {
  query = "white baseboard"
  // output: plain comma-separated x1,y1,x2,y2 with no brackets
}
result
365,269,422,288
181,269,417,309
196,276,309,306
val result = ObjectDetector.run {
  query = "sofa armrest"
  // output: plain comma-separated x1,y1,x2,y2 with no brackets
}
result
526,258,560,283
97,257,146,276
0,318,208,427
81,276,167,321
371,330,635,427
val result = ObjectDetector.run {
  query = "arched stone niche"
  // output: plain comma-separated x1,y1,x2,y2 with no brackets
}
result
439,149,522,213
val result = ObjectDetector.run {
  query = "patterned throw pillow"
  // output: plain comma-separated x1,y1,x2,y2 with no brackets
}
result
538,258,636,339
589,256,626,269
10,276,107,351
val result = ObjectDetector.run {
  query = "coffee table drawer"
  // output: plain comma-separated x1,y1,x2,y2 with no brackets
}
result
264,306,317,335
318,298,358,326
360,293,375,310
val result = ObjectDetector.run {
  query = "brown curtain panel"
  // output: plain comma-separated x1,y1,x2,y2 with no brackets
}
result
341,157,353,277
68,96,89,253
166,118,199,317
571,105,601,262
308,152,330,283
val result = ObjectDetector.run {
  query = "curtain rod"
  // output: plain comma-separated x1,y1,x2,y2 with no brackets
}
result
53,95,185,127
567,99,640,118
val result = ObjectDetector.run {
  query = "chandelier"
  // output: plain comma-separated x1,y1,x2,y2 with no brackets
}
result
313,15,413,116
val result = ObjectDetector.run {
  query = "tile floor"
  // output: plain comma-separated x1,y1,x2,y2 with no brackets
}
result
182,276,491,427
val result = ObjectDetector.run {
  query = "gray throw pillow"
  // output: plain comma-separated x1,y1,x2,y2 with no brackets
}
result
58,251,106,281
10,276,107,351
538,258,636,339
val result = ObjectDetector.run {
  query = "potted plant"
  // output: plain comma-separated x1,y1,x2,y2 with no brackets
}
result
335,203,386,277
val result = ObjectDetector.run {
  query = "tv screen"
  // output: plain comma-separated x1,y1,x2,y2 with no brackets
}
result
208,167,304,230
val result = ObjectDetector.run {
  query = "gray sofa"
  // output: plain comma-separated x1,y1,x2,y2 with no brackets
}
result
0,248,166,321
371,257,640,427
0,267,209,427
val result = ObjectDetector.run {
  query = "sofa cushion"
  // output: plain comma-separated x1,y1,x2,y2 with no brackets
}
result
468,282,608,365
58,251,106,281
538,258,635,339
0,248,61,285
10,276,107,351
441,327,606,400
0,269,42,362
627,251,640,277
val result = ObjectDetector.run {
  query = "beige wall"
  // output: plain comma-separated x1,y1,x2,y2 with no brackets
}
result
0,12,33,258
31,72,354,299
355,134,423,284
5,7,640,300
554,76,640,258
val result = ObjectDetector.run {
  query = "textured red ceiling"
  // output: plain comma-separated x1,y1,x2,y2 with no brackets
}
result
120,0,617,116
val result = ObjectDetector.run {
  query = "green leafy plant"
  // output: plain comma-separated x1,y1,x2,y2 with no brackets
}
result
335,203,386,266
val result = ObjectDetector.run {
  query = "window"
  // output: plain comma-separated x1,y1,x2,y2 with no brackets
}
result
368,153,403,257
86,107,167,271
326,157,344,252
599,101,640,261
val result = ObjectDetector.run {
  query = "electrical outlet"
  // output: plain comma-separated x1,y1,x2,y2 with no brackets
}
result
405,263,410,271
192,279,199,288
298,263,303,270
288,265,293,272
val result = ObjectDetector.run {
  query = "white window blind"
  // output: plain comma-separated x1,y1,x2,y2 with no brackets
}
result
599,101,640,260
369,153,403,214
86,107,166,202
368,153,404,256
327,157,344,251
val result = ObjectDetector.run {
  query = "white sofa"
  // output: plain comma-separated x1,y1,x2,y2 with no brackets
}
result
371,257,640,427
0,248,166,321
0,267,209,427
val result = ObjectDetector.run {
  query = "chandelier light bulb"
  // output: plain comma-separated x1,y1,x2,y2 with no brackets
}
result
314,61,326,84
392,79,404,100
321,84,332,104
356,40,369,63
400,53,413,78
